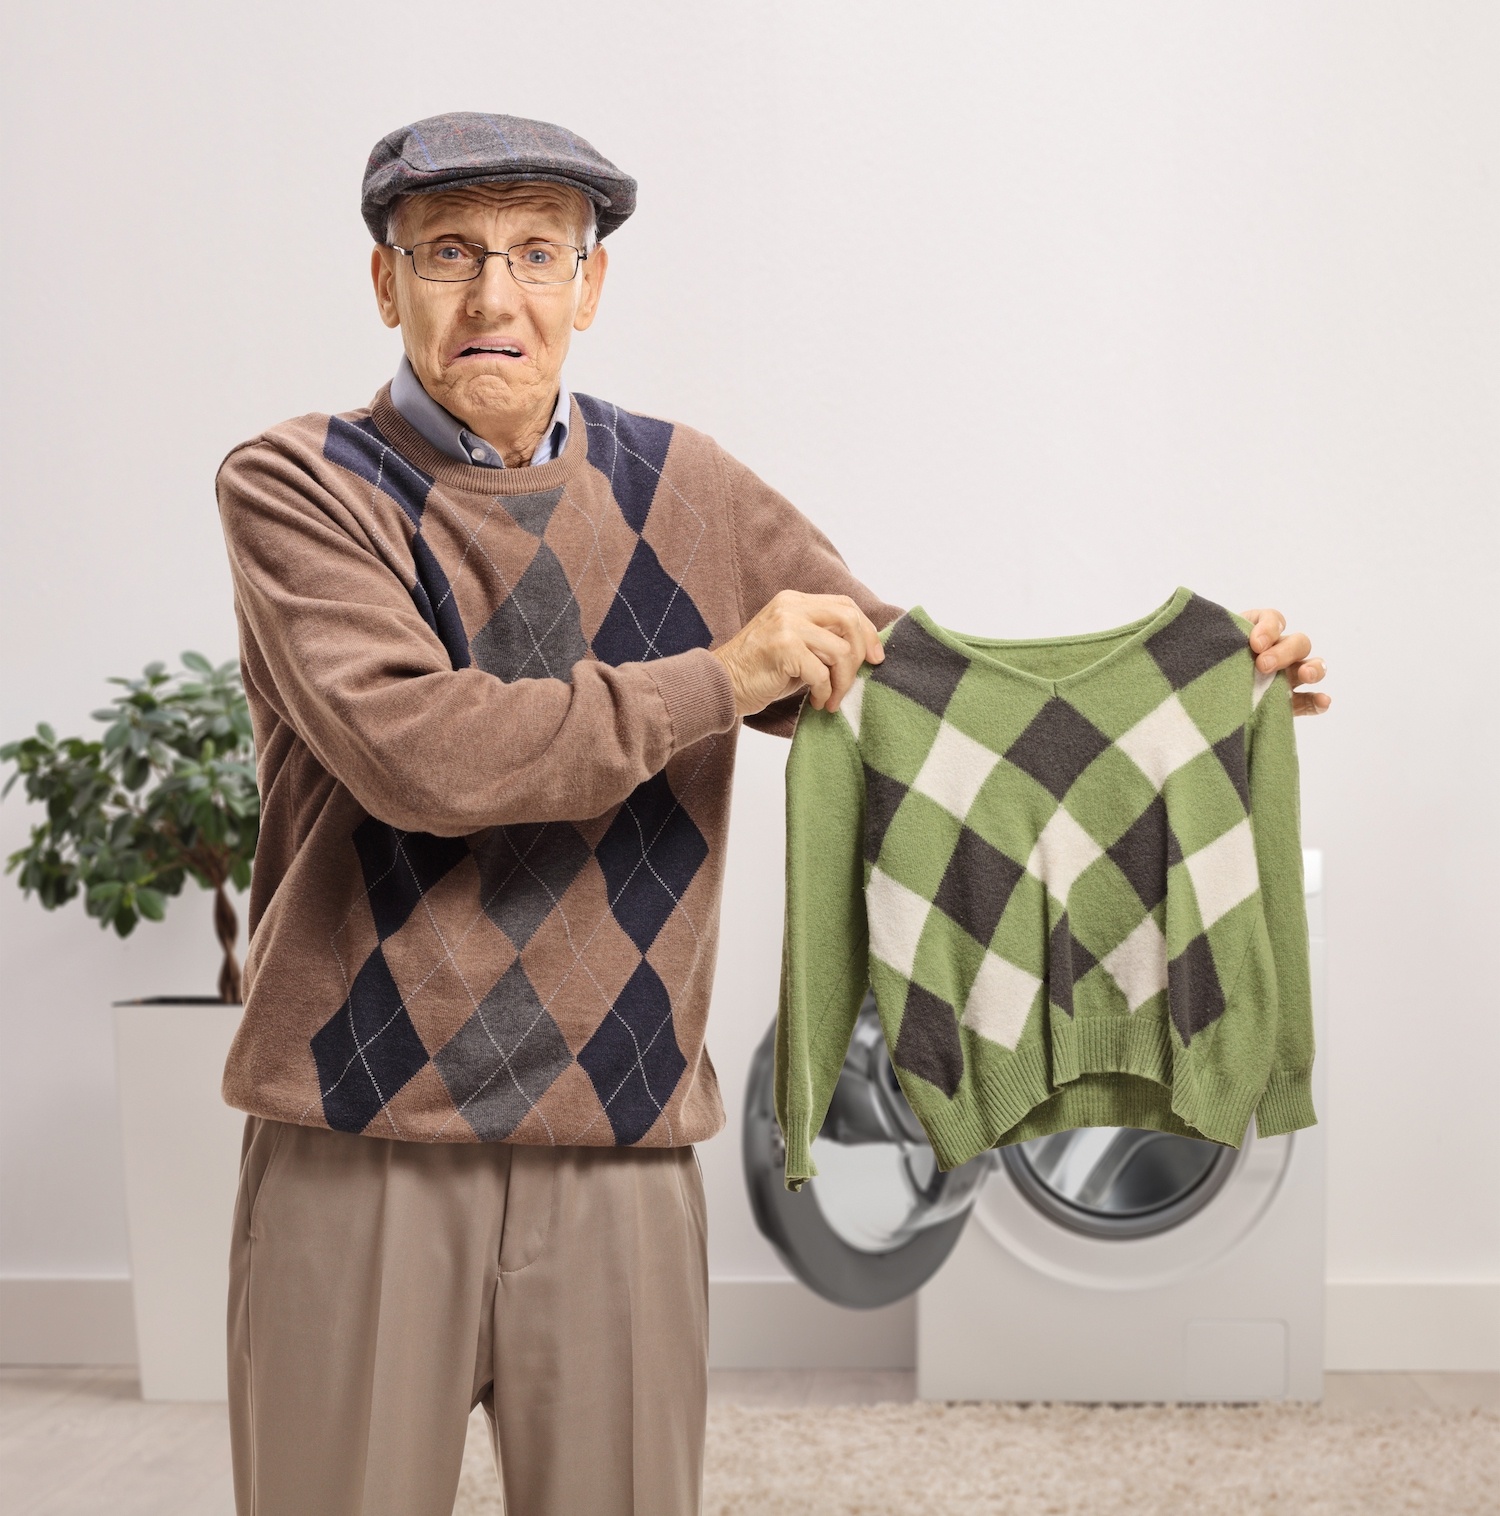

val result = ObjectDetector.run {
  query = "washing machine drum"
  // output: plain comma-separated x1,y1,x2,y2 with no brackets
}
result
742,994,994,1307
744,994,1242,1306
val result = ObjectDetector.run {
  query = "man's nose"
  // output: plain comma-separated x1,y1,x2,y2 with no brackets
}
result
465,255,522,321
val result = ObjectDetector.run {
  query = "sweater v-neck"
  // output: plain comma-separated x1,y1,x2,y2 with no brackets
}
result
904,587,1194,693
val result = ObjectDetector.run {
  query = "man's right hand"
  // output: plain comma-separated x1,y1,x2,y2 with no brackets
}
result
712,590,885,718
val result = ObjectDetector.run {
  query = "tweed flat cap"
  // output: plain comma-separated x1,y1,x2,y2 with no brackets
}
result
361,112,636,242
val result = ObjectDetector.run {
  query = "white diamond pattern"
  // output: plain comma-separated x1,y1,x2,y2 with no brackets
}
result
962,953,1042,1050
867,867,932,979
913,720,999,820
1101,915,1170,1012
1117,694,1211,790
1185,818,1260,929
1026,806,1103,904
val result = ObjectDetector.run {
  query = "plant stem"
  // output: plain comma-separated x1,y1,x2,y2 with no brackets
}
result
214,885,242,1004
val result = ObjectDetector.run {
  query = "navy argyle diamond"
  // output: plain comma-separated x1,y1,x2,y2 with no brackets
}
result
323,416,469,667
311,948,431,1133
352,819,469,940
578,960,686,1144
576,394,674,532
591,538,712,667
596,771,709,951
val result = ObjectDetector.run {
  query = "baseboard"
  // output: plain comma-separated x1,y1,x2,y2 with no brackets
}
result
0,1278,136,1366
709,1279,916,1369
1325,1282,1499,1372
6,1276,1494,1373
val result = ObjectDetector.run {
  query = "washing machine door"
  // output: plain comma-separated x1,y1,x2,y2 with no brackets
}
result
999,1125,1240,1239
743,993,995,1308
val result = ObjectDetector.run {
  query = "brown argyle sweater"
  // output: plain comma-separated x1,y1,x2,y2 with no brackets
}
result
217,384,899,1146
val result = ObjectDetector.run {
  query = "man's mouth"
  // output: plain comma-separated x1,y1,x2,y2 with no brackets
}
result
454,341,526,360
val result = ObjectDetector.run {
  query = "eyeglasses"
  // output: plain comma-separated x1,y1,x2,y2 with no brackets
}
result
388,237,588,285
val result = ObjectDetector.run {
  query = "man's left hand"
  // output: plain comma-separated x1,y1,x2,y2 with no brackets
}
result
1244,609,1330,716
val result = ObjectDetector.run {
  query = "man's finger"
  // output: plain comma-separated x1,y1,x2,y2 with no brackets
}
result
1294,658,1326,687
1243,607,1286,654
799,648,834,709
1256,630,1312,674
1292,690,1331,716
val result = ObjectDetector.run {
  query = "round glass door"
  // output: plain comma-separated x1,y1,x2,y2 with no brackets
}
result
743,996,993,1307
1000,1126,1239,1240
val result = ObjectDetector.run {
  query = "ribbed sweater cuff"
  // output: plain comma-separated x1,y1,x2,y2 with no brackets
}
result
783,1112,816,1191
1254,1069,1317,1137
649,648,738,750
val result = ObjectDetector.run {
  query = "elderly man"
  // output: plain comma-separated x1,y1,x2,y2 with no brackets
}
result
217,111,1328,1516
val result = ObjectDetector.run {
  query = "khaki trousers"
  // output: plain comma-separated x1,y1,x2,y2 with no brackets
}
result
228,1118,708,1516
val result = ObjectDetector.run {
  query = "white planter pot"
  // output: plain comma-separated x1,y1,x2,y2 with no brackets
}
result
115,1000,245,1402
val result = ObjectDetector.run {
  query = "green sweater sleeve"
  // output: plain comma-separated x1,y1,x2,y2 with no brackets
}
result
1247,673,1318,1136
776,699,870,1189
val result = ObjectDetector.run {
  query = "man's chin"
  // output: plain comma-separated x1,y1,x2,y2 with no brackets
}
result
438,370,539,417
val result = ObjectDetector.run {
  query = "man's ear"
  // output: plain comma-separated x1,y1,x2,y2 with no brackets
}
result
372,245,401,330
573,243,608,333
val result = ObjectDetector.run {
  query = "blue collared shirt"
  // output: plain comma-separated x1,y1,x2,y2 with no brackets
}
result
390,354,570,468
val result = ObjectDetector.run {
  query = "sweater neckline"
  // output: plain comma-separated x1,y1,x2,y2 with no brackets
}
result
905,588,1193,692
368,384,588,497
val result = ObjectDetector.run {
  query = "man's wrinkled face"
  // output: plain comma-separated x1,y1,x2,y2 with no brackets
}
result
371,182,607,429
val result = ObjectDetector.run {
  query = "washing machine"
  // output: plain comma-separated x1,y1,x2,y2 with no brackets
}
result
743,850,1326,1402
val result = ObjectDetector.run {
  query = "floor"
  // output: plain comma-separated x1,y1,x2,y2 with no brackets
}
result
2,1366,1496,1515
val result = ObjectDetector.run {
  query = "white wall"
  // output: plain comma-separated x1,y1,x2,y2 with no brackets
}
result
3,2,1496,1336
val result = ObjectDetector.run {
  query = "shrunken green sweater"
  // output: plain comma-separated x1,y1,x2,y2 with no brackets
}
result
776,589,1315,1188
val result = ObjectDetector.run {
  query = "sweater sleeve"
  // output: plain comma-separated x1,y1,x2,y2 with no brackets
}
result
218,439,738,836
775,700,871,1188
1246,673,1318,1136
718,448,904,739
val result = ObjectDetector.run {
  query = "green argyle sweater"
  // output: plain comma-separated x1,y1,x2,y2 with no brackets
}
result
775,589,1315,1188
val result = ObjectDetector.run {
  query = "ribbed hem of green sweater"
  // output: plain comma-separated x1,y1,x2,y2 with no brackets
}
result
1254,1068,1317,1137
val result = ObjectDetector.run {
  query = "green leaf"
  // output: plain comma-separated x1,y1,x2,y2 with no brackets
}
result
37,723,56,744
136,887,167,921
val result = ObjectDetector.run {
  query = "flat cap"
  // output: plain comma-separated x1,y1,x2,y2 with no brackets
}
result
361,111,636,242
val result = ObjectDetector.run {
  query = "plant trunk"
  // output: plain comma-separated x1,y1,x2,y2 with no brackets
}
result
214,884,242,1004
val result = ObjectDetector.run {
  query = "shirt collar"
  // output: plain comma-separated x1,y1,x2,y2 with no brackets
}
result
389,354,570,469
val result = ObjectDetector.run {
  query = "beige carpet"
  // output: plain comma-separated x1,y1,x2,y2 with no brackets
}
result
454,1401,1498,1515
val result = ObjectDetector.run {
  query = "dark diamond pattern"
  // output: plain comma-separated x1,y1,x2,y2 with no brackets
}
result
894,982,964,1098
576,394,674,532
1047,913,1099,1017
1168,932,1228,1044
1106,794,1179,911
500,486,564,538
470,822,591,948
1004,698,1112,800
1144,594,1246,690
432,962,573,1140
934,828,1025,946
324,416,469,668
596,772,709,952
591,538,712,667
863,766,910,865
578,960,687,1144
352,820,469,941
471,541,587,683
870,618,971,716
311,949,431,1133
1213,728,1251,811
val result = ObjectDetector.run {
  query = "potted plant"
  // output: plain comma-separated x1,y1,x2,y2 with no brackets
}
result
3,654,259,1400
